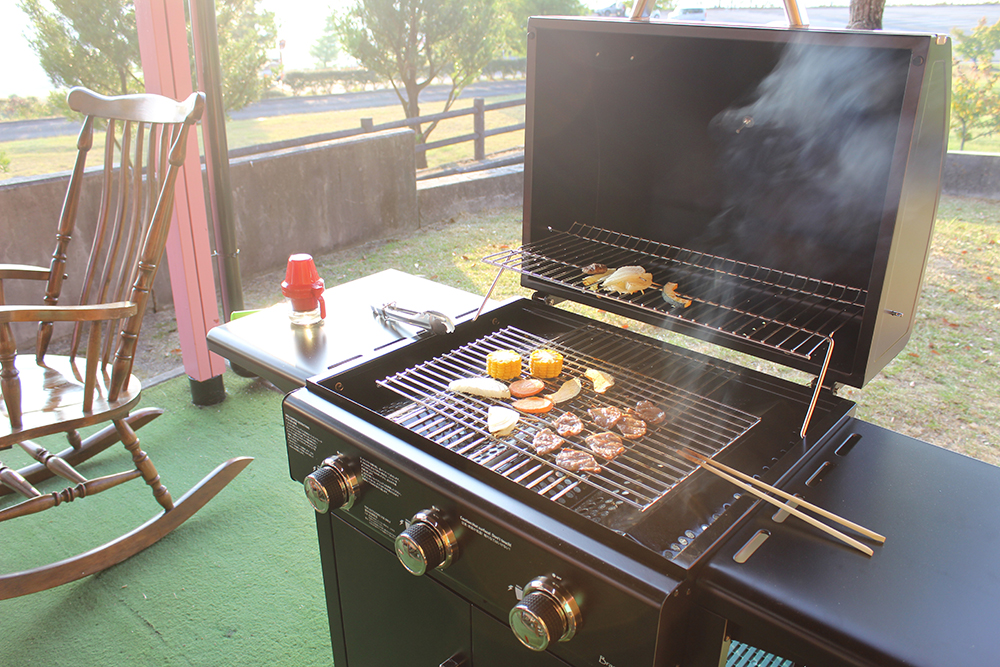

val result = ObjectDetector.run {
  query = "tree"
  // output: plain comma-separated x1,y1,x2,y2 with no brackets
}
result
501,0,588,57
950,19,1000,150
18,0,277,112
336,0,502,168
847,0,884,30
311,15,341,68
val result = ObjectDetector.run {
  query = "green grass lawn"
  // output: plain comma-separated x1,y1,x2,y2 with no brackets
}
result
0,93,525,181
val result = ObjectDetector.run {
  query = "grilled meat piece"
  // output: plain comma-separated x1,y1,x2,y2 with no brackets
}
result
553,412,584,437
629,400,666,425
617,415,647,440
581,262,608,275
588,406,623,430
556,448,602,474
586,432,625,460
531,428,564,455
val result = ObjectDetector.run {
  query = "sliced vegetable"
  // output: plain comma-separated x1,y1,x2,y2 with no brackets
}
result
584,368,615,393
544,377,582,404
509,378,545,398
662,282,692,308
486,349,522,380
448,377,511,399
529,349,563,378
511,396,555,414
488,406,519,436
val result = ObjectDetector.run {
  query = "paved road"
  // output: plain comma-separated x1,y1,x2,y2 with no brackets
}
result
3,5,997,142
0,80,527,142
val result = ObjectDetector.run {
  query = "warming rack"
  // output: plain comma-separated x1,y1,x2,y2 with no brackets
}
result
481,223,865,362
377,324,760,522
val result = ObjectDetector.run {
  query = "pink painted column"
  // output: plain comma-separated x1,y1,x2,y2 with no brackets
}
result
134,0,227,394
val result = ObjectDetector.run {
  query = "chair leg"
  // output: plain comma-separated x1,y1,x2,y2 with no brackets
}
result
0,321,22,430
18,440,88,485
0,459,41,499
0,408,163,497
115,418,173,511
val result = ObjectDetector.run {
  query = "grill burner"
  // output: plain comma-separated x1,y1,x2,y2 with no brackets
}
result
377,323,760,524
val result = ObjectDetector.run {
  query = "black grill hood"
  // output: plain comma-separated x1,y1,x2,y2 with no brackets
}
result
519,17,951,388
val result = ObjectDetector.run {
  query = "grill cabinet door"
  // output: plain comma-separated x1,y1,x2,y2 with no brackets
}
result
330,514,471,666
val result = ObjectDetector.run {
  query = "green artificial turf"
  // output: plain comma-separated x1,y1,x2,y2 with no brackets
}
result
0,372,331,667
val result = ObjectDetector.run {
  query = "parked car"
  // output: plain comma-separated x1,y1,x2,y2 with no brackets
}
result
666,6,707,21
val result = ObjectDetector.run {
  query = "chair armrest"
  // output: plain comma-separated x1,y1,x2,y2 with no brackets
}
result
0,302,137,325
0,264,52,281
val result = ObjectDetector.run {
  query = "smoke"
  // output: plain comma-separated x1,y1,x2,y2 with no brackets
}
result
703,40,911,286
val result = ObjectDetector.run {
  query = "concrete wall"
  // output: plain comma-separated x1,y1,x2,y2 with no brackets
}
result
229,127,419,279
942,152,1000,201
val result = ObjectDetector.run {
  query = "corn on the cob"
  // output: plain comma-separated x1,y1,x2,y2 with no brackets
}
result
530,349,563,378
486,350,522,380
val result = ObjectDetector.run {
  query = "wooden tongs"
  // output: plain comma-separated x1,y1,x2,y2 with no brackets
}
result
678,449,885,557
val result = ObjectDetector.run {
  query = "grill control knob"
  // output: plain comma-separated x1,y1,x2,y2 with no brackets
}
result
509,575,581,652
394,508,458,575
304,455,359,513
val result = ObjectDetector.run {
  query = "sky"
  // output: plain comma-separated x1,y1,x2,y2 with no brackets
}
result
0,0,987,98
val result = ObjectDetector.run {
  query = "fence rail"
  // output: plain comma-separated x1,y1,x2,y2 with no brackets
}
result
228,97,526,163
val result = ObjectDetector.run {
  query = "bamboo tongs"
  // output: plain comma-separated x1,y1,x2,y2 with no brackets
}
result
678,449,885,557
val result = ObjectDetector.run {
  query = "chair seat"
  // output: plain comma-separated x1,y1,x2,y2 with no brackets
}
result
1,354,141,449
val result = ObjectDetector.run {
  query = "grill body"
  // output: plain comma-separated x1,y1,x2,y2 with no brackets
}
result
276,16,997,667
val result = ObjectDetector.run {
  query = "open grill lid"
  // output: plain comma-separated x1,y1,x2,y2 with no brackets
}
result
487,17,951,389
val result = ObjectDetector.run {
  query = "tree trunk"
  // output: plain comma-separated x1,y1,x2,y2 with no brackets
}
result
847,0,884,30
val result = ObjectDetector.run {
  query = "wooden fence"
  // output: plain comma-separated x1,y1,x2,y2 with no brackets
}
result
229,97,526,163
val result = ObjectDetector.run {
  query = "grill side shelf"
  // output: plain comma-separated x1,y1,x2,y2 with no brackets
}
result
482,223,867,362
377,324,760,525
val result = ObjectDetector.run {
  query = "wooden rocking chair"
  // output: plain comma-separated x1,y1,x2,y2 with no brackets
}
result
0,87,251,599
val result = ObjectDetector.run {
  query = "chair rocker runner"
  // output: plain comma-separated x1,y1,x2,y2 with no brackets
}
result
0,87,251,600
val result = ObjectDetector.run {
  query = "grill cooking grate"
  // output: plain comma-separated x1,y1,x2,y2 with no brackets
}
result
482,223,866,361
378,324,760,517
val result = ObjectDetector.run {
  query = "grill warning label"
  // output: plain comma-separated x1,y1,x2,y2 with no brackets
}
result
363,506,395,538
285,415,319,459
360,458,401,498
461,516,512,551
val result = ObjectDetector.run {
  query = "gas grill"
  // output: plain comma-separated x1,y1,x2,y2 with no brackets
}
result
282,15,1000,667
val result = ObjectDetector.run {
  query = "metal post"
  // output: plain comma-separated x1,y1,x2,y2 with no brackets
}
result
473,98,485,161
189,0,245,322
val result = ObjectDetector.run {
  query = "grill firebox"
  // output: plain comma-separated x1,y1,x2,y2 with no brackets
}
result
378,323,761,521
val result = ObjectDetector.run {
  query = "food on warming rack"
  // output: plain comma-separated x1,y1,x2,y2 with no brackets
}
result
600,266,655,295
487,406,519,436
529,349,564,378
509,378,545,398
581,262,608,275
448,377,511,399
531,428,564,455
584,368,615,393
486,349,522,380
588,405,623,430
616,415,647,440
662,282,693,309
545,377,582,404
585,432,626,460
512,396,555,414
556,448,602,474
629,400,666,425
582,271,610,288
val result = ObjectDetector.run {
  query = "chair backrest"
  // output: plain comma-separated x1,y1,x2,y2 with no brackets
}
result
37,87,205,400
